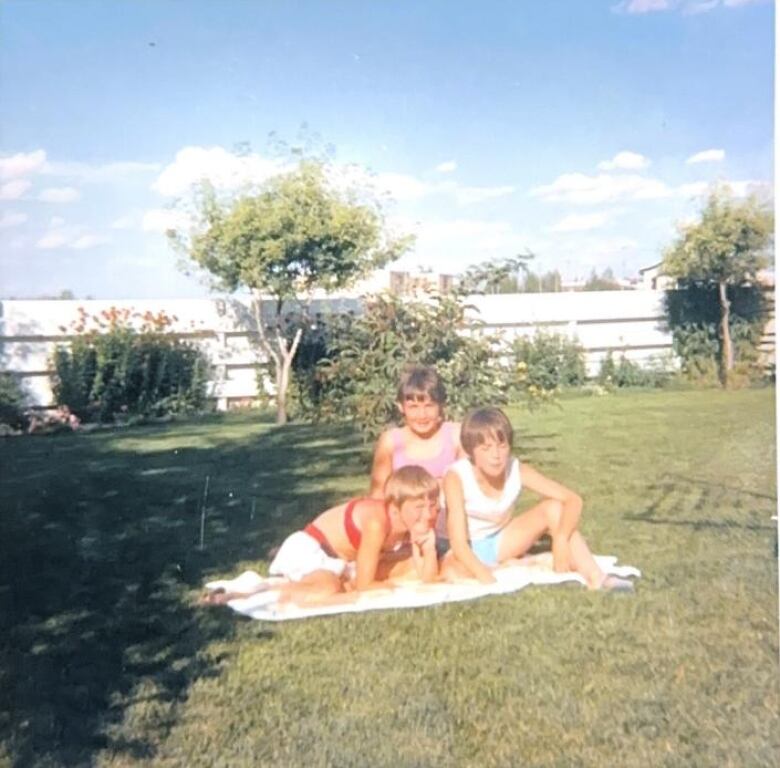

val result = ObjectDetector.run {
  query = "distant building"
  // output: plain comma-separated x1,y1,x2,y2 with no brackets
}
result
638,262,676,290
638,262,775,290
388,270,456,295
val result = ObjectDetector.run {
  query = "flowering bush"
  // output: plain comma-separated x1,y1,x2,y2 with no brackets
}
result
27,405,81,435
509,332,587,401
52,306,211,423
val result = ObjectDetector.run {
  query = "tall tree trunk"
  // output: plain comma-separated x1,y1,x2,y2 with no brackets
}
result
274,326,303,425
250,290,303,425
718,280,734,385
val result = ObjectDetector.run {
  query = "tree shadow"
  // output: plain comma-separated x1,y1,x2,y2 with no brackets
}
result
0,416,366,766
624,473,777,532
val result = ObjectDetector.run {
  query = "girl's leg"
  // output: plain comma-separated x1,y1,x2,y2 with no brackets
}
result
439,550,477,582
375,550,415,581
200,577,291,605
497,499,604,587
277,569,345,606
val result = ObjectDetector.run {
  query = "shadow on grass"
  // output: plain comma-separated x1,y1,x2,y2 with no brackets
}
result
0,417,365,766
626,473,777,532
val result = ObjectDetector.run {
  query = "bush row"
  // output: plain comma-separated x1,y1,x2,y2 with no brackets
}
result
29,307,211,428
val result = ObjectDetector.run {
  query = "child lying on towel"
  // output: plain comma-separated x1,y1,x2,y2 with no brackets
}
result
202,465,440,607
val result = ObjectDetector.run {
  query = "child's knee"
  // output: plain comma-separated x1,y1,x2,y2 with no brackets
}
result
541,498,565,528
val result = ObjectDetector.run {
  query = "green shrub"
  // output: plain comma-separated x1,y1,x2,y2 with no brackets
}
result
664,285,769,385
52,306,211,422
0,372,29,430
510,332,586,397
598,352,672,389
292,292,513,438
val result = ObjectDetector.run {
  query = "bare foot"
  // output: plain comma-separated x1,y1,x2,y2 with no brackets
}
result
596,574,634,593
199,588,236,606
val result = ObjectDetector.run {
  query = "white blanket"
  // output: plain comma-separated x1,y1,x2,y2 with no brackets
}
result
204,553,641,621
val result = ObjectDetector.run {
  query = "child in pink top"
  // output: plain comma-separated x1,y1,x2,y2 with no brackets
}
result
370,366,464,534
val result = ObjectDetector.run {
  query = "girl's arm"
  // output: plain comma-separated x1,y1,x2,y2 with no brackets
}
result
354,511,395,591
369,430,394,499
451,422,467,461
520,464,583,572
444,471,496,584
410,529,438,583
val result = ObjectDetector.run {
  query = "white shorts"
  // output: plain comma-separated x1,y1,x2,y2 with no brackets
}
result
268,530,355,582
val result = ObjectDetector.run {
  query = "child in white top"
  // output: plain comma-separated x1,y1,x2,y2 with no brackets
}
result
443,407,632,591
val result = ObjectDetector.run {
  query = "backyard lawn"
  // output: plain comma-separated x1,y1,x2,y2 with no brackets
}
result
0,388,777,767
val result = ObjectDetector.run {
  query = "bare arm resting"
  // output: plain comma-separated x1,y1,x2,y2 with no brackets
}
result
369,430,394,499
444,470,496,584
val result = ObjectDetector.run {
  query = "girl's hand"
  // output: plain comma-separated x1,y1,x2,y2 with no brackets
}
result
552,535,571,572
412,529,436,555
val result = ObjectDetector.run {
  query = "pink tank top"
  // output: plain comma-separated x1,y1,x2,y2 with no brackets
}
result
391,421,458,480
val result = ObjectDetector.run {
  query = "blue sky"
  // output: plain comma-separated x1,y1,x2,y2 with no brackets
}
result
0,0,774,298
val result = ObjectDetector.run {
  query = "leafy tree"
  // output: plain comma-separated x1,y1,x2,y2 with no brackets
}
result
519,269,562,293
170,160,412,424
582,267,622,291
662,188,773,383
458,252,533,295
297,291,512,439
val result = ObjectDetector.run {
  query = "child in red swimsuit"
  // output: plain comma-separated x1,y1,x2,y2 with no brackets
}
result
204,466,440,607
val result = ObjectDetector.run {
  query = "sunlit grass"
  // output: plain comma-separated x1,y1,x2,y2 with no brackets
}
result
1,389,777,767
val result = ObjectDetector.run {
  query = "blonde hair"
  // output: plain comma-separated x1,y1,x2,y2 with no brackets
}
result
384,465,439,506
460,407,514,459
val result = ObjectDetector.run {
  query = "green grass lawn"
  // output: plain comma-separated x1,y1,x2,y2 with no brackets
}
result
1,389,777,767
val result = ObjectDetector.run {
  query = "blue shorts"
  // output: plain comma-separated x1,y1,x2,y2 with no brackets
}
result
470,529,504,566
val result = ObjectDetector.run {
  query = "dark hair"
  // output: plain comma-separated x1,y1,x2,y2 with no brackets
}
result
460,407,514,459
396,365,446,405
384,465,439,506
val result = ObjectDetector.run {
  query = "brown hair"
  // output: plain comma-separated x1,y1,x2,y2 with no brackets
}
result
460,407,514,459
396,365,446,406
384,465,439,507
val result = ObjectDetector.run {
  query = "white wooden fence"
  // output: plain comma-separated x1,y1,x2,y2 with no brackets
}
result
0,289,773,409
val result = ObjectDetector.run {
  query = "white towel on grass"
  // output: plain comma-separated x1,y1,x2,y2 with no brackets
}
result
204,553,641,621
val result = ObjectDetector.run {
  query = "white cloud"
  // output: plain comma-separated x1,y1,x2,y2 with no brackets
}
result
36,231,71,249
0,211,28,228
35,228,109,250
531,172,672,205
155,145,514,212
142,208,192,233
0,179,32,200
111,214,136,229
613,0,767,13
612,0,671,13
597,151,650,171
50,216,66,227
685,148,725,164
676,179,771,199
391,215,533,273
721,179,772,198
435,160,458,173
550,212,611,232
0,149,47,179
70,234,110,250
677,182,710,198
373,171,433,202
38,187,80,203
152,146,287,197
685,1,720,14
452,184,515,205
43,159,162,183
